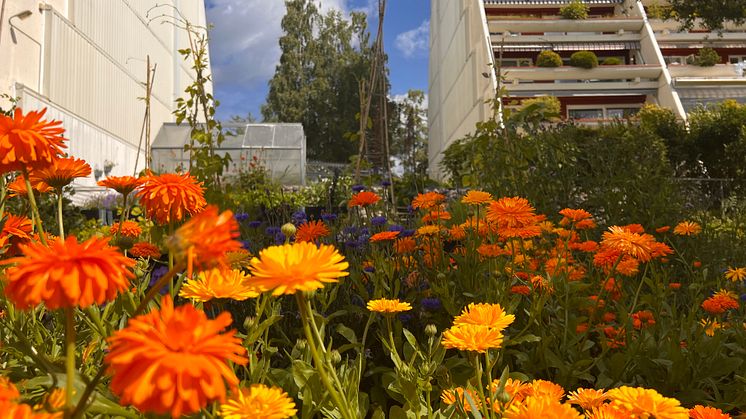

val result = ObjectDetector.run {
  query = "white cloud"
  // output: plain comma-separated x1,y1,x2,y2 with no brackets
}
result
206,0,352,93
395,20,429,58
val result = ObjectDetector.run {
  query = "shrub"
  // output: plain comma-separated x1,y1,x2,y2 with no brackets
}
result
559,0,589,19
602,57,623,65
570,50,599,69
521,96,561,118
536,50,563,67
694,47,721,66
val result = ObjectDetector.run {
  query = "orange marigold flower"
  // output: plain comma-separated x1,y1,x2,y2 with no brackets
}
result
477,243,508,258
0,377,20,402
701,294,739,315
448,225,467,240
2,236,134,309
559,208,593,223
348,191,381,208
601,226,657,262
421,209,451,224
441,324,504,352
656,226,671,233
367,298,412,313
167,206,242,271
370,231,400,242
98,175,143,196
129,242,161,259
453,303,515,331
622,223,646,234
527,380,565,401
567,388,608,410
511,285,531,296
220,384,297,419
615,256,640,277
412,191,445,210
650,242,674,259
295,220,330,243
575,218,597,229
136,172,206,225
725,266,746,282
688,405,731,419
394,237,417,253
7,175,53,197
441,387,482,412
0,401,61,418
105,295,247,418
669,282,681,290
461,190,493,205
503,396,582,419
110,221,142,238
180,268,259,302
30,156,91,189
606,386,688,419
570,240,599,252
632,310,656,329
673,221,701,236
486,197,537,228
489,378,531,407
249,241,349,295
0,108,66,174
0,214,33,256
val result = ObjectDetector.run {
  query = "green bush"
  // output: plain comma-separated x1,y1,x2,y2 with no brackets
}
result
601,57,623,65
559,0,590,19
536,50,563,68
570,50,599,69
694,47,721,66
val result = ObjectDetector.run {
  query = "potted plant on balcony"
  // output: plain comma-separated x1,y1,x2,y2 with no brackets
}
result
536,50,563,68
692,47,721,67
570,51,599,69
560,0,589,20
602,57,623,65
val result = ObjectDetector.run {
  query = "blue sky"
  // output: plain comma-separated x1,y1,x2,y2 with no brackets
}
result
205,0,430,121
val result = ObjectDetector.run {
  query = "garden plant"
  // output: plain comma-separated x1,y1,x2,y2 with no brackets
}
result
0,106,744,418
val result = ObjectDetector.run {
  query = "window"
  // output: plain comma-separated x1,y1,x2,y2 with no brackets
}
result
664,56,689,65
568,106,640,120
569,109,603,119
607,108,639,119
729,56,746,64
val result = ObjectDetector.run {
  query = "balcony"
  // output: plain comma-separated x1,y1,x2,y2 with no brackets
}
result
668,64,746,86
502,64,662,80
488,17,644,34
491,32,642,45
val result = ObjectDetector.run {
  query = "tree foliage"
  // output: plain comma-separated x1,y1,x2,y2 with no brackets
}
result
668,0,746,31
262,0,374,163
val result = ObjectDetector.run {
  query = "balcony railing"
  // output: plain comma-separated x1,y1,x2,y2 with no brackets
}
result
488,17,645,33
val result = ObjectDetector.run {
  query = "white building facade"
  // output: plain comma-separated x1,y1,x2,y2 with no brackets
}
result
429,0,746,179
0,0,210,201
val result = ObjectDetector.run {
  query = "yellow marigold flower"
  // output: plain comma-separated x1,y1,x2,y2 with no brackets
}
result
606,386,688,419
220,384,297,419
461,190,493,206
441,387,482,412
567,388,608,410
700,318,723,337
725,266,746,282
249,242,349,295
453,303,515,332
416,225,441,236
673,221,701,236
441,324,504,353
601,226,657,262
489,378,530,408
526,379,565,402
180,268,260,302
689,405,731,419
503,396,583,419
367,298,412,314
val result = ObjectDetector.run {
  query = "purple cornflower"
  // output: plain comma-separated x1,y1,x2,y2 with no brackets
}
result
371,216,387,226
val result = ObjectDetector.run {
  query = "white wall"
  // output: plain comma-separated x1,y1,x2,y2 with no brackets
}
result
428,0,496,181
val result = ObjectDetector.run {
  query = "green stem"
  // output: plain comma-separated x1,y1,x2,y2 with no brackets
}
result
64,308,76,415
22,171,47,245
113,195,127,243
474,353,490,419
296,293,353,419
385,316,402,365
134,263,183,316
0,174,7,223
57,190,65,238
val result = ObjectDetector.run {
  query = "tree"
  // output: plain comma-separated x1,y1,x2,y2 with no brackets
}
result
668,0,746,31
262,1,374,163
392,90,427,176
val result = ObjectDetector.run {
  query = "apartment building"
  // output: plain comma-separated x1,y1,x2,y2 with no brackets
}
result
0,0,209,202
428,0,746,178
